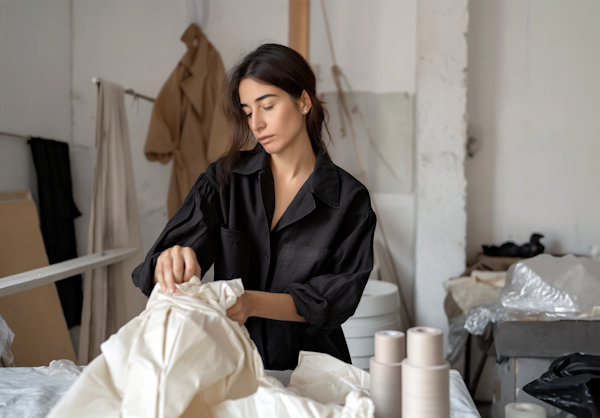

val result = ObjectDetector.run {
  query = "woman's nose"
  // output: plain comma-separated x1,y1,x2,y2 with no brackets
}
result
250,113,265,132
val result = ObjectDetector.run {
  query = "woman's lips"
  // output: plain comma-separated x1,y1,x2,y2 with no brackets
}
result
257,135,274,143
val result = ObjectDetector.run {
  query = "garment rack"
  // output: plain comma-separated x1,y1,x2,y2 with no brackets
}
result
92,77,155,103
0,131,32,140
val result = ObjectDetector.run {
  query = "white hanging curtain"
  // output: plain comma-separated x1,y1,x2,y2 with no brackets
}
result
78,78,147,364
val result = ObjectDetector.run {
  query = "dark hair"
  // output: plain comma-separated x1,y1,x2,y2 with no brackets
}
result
218,43,330,186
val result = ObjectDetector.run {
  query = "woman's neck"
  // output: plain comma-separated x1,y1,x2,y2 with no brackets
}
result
270,134,316,181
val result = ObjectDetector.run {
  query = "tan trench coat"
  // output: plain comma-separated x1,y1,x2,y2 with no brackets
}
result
145,24,228,218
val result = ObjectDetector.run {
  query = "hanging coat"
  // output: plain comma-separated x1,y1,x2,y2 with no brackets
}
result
144,23,229,219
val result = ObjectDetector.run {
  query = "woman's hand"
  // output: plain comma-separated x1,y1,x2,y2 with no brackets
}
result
226,292,256,326
154,245,201,294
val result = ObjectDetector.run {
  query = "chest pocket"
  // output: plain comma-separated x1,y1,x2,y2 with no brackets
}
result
271,244,330,291
215,225,249,281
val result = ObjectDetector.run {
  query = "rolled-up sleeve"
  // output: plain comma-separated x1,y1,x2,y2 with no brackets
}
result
132,173,222,297
286,210,377,335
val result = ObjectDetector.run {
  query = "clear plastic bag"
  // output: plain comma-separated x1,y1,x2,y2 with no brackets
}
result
446,314,470,365
464,255,600,335
501,254,600,314
48,359,83,378
0,314,15,367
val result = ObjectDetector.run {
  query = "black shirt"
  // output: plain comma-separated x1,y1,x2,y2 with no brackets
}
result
132,144,377,370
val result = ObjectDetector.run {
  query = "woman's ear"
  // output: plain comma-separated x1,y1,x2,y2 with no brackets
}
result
300,90,312,114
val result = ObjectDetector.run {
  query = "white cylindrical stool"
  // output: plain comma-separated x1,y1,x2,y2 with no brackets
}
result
343,278,401,368
505,403,547,418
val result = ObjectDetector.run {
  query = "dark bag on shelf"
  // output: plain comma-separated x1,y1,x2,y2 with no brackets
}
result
523,353,600,418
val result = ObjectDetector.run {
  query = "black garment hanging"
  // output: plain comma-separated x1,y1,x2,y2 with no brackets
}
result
29,137,83,328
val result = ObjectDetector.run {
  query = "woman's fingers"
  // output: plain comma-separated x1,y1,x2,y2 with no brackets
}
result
182,248,199,283
154,246,201,295
171,246,184,285
162,252,176,294
154,254,165,290
226,299,248,326
226,300,242,318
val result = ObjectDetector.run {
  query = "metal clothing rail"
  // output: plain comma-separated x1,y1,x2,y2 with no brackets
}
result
0,248,138,297
92,77,156,103
0,131,32,140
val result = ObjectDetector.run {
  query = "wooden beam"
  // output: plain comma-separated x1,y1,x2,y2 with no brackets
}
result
289,0,310,60
0,248,138,297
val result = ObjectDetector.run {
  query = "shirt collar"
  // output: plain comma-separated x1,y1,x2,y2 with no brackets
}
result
232,143,340,209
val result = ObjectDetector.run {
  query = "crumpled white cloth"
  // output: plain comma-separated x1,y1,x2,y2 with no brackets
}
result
48,277,275,418
214,351,374,418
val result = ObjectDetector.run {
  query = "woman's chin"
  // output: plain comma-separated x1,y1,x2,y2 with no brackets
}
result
260,141,281,155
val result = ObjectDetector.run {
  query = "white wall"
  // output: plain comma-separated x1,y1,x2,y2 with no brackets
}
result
309,0,418,325
309,0,416,95
467,0,600,261
71,0,289,258
0,0,71,207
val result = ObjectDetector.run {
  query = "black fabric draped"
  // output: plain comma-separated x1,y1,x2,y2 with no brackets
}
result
29,137,83,328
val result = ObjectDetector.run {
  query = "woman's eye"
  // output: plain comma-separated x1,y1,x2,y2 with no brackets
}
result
264,105,273,111
245,113,252,119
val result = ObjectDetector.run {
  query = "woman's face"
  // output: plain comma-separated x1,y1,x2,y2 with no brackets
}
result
239,78,311,155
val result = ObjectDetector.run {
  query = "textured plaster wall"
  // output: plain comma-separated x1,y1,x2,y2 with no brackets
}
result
414,0,469,335
467,0,600,261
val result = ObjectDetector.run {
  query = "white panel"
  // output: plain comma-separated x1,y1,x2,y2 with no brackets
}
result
414,0,469,340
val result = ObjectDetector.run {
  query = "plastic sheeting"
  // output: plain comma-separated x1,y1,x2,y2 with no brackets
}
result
465,255,600,335
0,360,82,418
0,314,15,367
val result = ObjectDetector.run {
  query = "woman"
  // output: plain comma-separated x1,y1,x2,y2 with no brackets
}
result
132,44,376,371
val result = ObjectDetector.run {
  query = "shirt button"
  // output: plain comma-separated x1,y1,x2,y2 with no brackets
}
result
266,253,269,258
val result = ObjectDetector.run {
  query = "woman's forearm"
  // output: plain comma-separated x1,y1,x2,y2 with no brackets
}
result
246,291,306,322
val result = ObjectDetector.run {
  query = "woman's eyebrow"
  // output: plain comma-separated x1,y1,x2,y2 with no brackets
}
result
241,94,278,107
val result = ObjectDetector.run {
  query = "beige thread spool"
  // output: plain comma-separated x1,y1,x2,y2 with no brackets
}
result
505,403,547,418
406,327,443,367
402,327,449,418
370,330,405,418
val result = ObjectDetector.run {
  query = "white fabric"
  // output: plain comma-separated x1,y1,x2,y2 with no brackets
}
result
45,278,479,418
214,351,374,418
444,270,506,315
50,277,274,418
0,364,480,418
79,78,147,364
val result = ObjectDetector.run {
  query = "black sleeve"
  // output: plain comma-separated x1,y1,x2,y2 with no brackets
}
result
132,173,222,297
286,210,377,335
